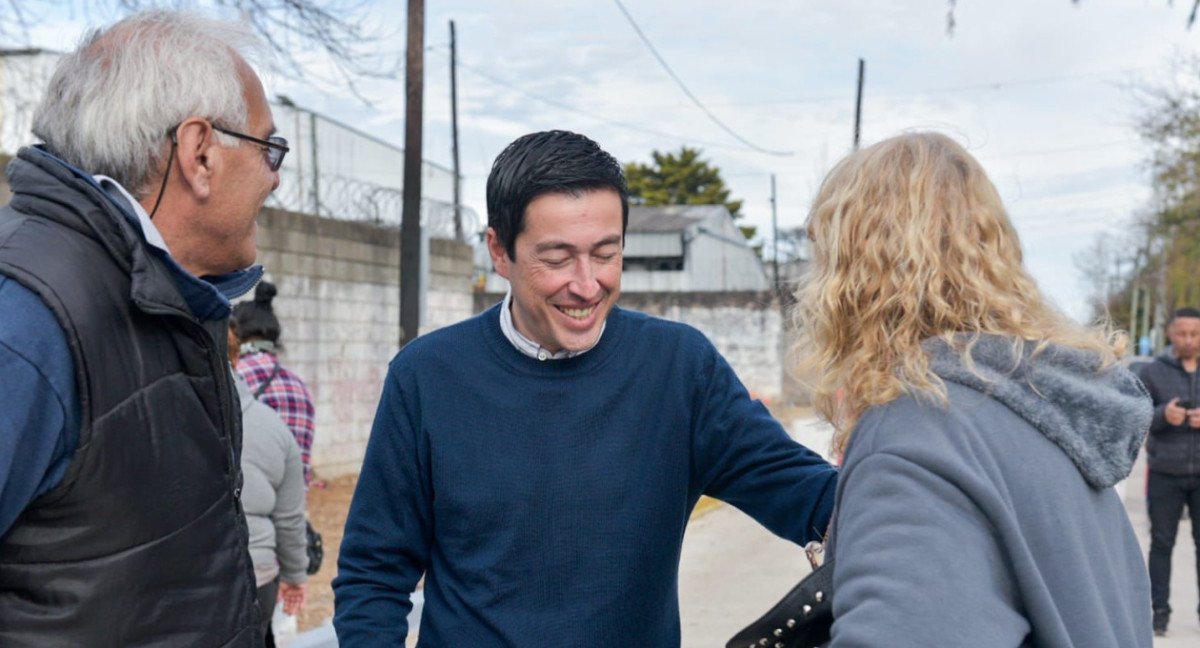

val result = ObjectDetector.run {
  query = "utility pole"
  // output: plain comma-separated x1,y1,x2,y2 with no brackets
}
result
770,173,779,297
853,58,865,150
310,111,320,215
1128,249,1144,346
400,0,425,347
1129,282,1141,346
450,20,462,241
1141,246,1153,353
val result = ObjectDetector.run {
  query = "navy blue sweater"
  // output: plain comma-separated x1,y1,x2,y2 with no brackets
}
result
333,304,837,647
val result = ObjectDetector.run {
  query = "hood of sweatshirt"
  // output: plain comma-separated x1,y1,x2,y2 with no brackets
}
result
1156,346,1186,370
923,335,1151,489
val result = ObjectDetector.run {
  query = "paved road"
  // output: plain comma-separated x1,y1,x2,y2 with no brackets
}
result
678,417,831,647
1123,448,1199,647
297,417,1200,647
677,417,1200,647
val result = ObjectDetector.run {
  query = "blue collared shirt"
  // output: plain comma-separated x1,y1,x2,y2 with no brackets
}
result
497,289,605,361
0,151,260,537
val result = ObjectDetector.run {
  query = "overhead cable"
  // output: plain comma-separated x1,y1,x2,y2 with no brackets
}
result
456,59,769,154
611,0,793,157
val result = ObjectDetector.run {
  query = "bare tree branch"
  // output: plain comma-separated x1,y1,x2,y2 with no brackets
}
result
948,1,1196,35
0,0,399,100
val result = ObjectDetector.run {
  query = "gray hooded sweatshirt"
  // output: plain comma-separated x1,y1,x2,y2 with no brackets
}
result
234,373,309,586
828,335,1152,648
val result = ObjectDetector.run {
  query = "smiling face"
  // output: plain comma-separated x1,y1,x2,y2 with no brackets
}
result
488,188,624,353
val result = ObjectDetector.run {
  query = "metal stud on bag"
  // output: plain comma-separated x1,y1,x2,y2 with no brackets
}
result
727,551,834,648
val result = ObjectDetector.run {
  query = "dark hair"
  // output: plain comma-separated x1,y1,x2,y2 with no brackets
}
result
486,130,628,260
232,280,281,343
1171,307,1200,323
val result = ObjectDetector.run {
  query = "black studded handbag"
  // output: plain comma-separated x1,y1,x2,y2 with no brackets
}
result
305,518,324,575
726,544,834,648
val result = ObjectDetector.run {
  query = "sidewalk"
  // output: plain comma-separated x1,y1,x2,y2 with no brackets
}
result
677,417,829,647
1123,449,1200,647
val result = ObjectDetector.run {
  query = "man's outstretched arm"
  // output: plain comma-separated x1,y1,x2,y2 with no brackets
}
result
692,348,837,544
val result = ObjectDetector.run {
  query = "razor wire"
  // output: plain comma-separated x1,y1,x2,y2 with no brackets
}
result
266,169,480,241
268,102,481,242
1,51,479,243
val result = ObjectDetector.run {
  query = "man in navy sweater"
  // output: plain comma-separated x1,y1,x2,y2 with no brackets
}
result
332,130,837,646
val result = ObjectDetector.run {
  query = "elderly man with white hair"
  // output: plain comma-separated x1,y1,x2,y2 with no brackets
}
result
0,9,284,647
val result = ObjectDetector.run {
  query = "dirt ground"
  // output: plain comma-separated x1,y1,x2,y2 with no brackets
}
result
297,403,816,632
299,473,357,631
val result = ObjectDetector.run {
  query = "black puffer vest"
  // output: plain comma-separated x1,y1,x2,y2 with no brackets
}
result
0,148,259,647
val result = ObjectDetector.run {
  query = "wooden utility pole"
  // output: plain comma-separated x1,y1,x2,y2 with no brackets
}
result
400,0,425,347
450,20,462,241
853,58,865,150
770,173,779,297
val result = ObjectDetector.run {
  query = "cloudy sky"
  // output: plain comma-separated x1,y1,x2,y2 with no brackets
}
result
19,1,1200,320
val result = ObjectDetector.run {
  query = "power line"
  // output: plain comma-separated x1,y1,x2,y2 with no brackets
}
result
594,67,1154,112
610,0,792,157
455,59,769,154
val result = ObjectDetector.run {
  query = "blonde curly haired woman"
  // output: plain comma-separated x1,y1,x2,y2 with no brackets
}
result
798,132,1153,647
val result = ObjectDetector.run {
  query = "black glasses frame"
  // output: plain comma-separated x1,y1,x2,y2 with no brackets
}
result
147,122,289,221
212,125,289,172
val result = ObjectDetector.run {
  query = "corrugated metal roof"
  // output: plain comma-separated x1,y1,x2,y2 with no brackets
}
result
625,231,683,257
627,205,728,232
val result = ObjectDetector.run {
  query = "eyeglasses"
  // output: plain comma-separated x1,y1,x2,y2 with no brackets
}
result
147,122,289,221
212,125,289,172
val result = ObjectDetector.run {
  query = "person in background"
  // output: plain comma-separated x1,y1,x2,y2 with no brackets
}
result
795,132,1152,647
1136,306,1200,636
235,280,318,486
0,9,282,645
228,317,308,646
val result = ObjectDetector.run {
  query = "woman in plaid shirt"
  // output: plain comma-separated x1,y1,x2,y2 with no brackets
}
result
234,281,317,487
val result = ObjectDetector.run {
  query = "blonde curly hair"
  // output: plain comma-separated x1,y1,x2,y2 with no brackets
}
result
794,132,1124,454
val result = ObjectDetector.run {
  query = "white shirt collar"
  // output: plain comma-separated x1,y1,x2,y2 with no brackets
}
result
499,289,605,361
92,174,171,254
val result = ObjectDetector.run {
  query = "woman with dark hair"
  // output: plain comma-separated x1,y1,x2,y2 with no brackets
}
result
227,318,308,645
234,281,317,487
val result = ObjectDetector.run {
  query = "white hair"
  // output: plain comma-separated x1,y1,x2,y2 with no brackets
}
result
31,10,267,198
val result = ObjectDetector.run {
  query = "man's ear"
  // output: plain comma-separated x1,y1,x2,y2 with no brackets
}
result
486,227,511,279
174,118,216,200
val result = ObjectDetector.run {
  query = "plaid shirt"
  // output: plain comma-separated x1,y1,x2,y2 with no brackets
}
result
237,350,316,485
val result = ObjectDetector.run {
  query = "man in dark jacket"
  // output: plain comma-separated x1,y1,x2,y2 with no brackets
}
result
0,9,285,647
1138,306,1200,636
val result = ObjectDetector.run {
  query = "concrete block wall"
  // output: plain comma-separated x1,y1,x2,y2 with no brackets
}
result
619,292,785,404
426,238,475,330
252,208,475,477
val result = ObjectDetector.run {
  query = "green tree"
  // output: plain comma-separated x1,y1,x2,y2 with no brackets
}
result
624,146,754,240
1133,58,1200,311
1081,57,1200,343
